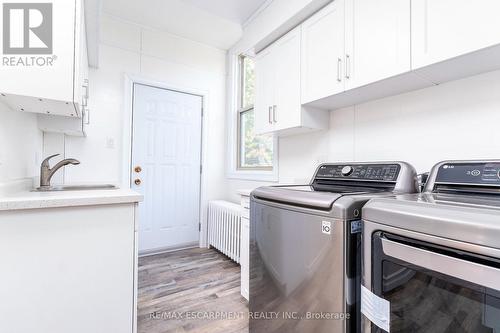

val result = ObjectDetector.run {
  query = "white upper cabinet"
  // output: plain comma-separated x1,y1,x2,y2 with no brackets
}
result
300,0,411,104
273,28,302,132
412,0,500,70
255,47,276,134
257,0,500,124
0,0,89,120
345,0,411,89
255,27,329,136
301,0,345,104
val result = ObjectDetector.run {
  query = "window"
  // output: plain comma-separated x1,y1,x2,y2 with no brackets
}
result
237,55,273,170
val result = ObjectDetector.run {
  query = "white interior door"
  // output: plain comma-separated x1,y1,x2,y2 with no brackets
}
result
132,84,203,253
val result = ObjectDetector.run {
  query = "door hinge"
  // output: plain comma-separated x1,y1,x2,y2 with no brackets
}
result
199,223,201,232
200,165,203,174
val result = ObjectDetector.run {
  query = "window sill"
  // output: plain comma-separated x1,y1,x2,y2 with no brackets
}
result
226,169,279,182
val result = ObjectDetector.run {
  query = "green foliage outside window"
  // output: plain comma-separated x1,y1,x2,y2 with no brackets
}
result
240,110,273,168
239,56,273,169
242,57,255,109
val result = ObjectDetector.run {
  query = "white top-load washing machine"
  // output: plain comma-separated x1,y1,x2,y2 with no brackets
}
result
249,162,418,333
361,160,500,333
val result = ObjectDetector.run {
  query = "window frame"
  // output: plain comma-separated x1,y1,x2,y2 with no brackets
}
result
236,54,273,172
226,52,278,182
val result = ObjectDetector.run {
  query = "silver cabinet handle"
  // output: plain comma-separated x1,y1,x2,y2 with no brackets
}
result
82,79,89,107
272,105,277,123
345,54,351,79
337,58,342,82
83,107,90,125
268,106,273,124
82,94,87,107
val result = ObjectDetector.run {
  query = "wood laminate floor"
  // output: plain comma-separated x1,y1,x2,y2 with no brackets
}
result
138,248,249,333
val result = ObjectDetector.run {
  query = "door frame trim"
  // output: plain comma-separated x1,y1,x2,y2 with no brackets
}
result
122,74,209,248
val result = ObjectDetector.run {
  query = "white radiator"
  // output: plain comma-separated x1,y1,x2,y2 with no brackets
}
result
208,200,242,264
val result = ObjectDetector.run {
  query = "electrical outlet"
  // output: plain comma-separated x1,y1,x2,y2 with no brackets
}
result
106,137,115,149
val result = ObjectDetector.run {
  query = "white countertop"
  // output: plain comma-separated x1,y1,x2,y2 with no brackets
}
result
237,189,253,197
0,188,143,211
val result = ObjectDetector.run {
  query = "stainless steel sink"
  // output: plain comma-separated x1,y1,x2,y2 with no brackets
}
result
33,184,119,192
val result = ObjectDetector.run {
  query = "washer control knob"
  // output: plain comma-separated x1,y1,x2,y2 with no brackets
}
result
341,166,354,176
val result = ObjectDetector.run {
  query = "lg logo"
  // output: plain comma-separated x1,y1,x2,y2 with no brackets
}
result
322,221,331,235
3,3,53,54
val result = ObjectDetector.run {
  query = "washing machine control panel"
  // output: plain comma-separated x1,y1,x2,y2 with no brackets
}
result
436,162,500,186
315,164,401,181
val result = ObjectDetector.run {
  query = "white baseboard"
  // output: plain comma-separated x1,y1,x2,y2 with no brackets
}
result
138,242,199,257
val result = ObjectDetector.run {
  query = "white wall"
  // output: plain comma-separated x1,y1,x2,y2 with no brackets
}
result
224,0,500,202
44,15,228,240
225,0,346,201
331,69,500,171
225,69,500,202
0,102,42,184
232,0,329,54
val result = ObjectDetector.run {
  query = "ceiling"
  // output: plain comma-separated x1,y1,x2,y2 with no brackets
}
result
102,0,268,50
182,0,268,24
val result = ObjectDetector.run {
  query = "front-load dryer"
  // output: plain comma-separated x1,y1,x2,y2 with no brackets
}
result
361,160,500,333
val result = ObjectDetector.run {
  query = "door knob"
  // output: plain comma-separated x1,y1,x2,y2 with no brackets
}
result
134,179,142,186
134,166,142,173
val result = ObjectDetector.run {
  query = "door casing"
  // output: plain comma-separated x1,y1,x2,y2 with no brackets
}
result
122,74,210,249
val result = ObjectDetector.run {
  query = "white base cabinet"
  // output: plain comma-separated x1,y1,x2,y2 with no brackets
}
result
0,0,89,134
240,217,250,300
0,203,137,333
239,192,250,301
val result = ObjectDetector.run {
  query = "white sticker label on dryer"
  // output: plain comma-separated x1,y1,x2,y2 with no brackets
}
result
321,221,331,235
361,285,391,332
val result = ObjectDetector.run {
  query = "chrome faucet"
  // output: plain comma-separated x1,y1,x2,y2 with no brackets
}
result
40,154,80,188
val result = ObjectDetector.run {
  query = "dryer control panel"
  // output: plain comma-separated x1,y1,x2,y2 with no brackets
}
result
315,164,401,182
436,162,500,186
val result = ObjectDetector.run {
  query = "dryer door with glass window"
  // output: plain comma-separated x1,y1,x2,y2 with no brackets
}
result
368,231,500,333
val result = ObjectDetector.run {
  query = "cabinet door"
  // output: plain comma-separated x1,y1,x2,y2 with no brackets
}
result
0,205,135,333
274,27,302,131
345,0,411,89
0,0,76,103
74,0,89,118
412,0,500,69
240,216,250,300
301,0,345,104
255,48,275,134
